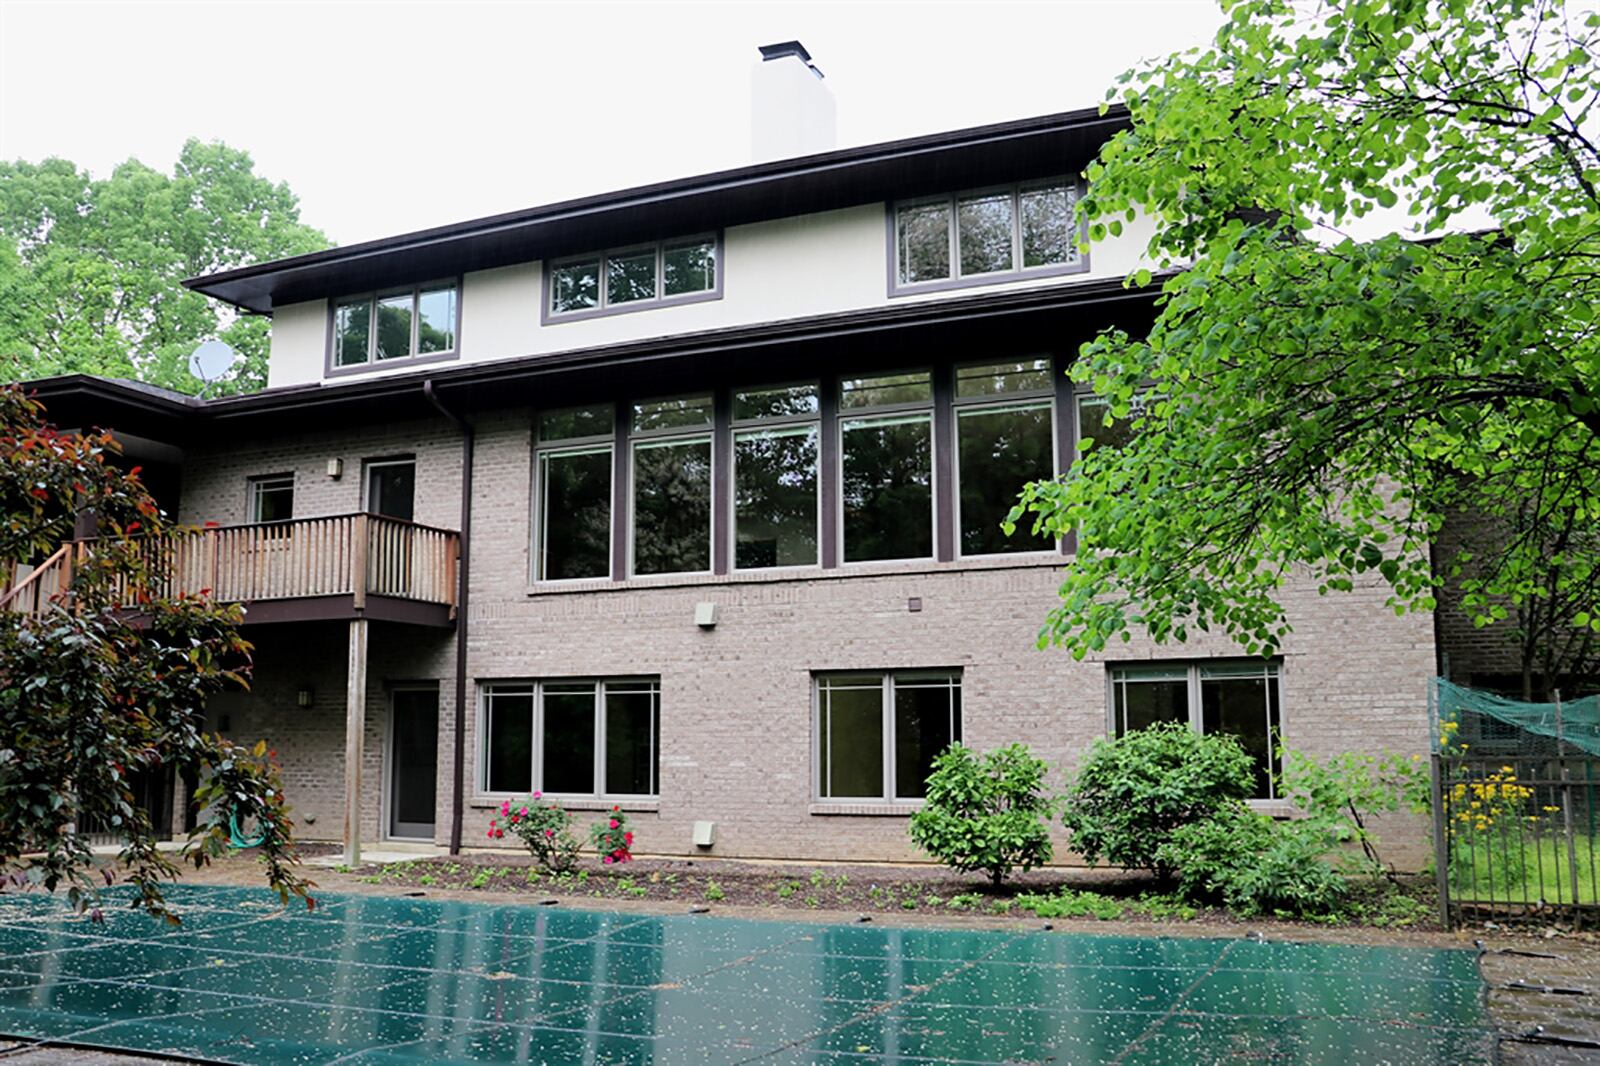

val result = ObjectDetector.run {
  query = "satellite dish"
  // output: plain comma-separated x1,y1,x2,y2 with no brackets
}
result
188,339,240,390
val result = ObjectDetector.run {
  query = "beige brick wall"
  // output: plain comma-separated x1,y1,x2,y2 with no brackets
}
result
181,409,1439,868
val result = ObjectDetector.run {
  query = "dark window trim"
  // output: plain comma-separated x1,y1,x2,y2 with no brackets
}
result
477,677,661,800
836,369,938,567
541,232,724,325
531,428,616,584
324,276,463,378
885,178,1090,297
626,393,716,579
728,380,823,574
530,353,1076,586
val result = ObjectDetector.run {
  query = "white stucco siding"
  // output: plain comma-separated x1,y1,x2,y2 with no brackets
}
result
266,299,328,389
264,205,1160,387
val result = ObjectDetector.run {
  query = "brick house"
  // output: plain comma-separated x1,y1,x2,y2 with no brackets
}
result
20,46,1442,867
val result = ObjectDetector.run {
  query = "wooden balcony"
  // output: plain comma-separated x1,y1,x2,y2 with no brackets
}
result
3,513,460,628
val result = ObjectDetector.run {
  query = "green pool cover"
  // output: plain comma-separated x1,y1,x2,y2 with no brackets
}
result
0,885,1489,1064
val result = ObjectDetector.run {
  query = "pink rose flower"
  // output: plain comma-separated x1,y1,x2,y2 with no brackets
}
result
608,819,619,829
519,807,529,816
603,856,613,864
500,801,510,816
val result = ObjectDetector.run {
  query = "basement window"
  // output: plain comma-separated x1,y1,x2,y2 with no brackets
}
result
481,678,660,798
1108,662,1283,799
815,671,961,803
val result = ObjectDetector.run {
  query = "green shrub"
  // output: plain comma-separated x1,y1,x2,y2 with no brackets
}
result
1061,723,1253,878
908,743,1054,886
1157,805,1346,917
1278,749,1429,877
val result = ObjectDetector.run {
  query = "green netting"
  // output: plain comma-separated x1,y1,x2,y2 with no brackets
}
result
1430,677,1600,757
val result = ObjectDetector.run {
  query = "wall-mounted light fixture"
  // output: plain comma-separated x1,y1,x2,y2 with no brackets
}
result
326,458,343,480
694,602,718,628
296,687,315,708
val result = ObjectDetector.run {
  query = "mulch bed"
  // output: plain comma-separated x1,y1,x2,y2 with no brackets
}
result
346,852,1224,922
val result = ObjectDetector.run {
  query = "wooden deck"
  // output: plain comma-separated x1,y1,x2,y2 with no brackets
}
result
2,513,460,627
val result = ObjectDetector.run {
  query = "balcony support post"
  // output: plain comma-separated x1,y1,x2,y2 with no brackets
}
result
342,617,369,867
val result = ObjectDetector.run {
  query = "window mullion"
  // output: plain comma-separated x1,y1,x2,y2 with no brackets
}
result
1010,186,1023,271
593,683,605,798
365,301,377,364
531,684,543,794
409,288,420,358
947,195,959,279
883,675,895,802
1188,666,1202,734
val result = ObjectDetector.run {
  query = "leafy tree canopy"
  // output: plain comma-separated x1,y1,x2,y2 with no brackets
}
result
1015,0,1600,680
0,140,329,395
0,388,311,920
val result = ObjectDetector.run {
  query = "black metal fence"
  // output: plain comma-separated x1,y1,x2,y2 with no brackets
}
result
1432,752,1599,929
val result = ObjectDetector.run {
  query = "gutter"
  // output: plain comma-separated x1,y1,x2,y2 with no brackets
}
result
422,379,473,856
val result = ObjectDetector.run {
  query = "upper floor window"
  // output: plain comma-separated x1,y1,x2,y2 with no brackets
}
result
734,384,820,570
840,371,934,564
1075,391,1150,454
890,179,1083,295
630,395,713,576
545,235,720,323
535,405,615,582
955,359,1056,556
1109,661,1282,799
331,282,457,371
248,474,294,524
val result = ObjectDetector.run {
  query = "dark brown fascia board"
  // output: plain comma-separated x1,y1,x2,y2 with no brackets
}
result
23,274,1164,439
199,274,1163,423
183,106,1131,314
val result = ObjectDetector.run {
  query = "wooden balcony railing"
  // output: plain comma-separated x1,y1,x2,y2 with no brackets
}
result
2,514,459,621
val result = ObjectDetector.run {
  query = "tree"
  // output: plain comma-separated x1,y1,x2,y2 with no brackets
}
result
0,387,311,921
0,140,330,395
1011,0,1600,694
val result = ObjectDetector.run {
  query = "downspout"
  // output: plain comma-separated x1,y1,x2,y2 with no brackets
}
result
423,379,472,855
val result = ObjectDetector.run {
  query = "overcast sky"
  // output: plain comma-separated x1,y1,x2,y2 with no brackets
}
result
0,1,1224,246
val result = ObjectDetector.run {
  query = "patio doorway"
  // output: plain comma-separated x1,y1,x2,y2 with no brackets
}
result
387,686,438,840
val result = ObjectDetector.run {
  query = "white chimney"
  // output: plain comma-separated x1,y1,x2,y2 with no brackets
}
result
750,41,836,162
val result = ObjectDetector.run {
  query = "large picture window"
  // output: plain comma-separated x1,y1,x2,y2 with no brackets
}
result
536,405,614,581
481,679,660,798
733,383,819,570
1108,662,1283,799
631,396,713,576
546,235,720,322
816,672,961,802
331,282,457,370
954,359,1055,555
891,179,1083,294
840,372,934,563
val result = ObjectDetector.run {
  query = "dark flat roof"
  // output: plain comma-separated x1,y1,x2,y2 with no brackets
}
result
183,107,1128,314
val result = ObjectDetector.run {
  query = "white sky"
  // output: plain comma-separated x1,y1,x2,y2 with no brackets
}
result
0,0,1224,246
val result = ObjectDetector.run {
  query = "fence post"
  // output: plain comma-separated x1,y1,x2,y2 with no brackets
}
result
1431,752,1452,930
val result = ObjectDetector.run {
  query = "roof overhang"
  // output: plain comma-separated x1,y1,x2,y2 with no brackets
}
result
183,107,1130,315
27,276,1162,445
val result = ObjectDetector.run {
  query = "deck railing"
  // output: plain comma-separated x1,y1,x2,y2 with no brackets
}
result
3,514,459,618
